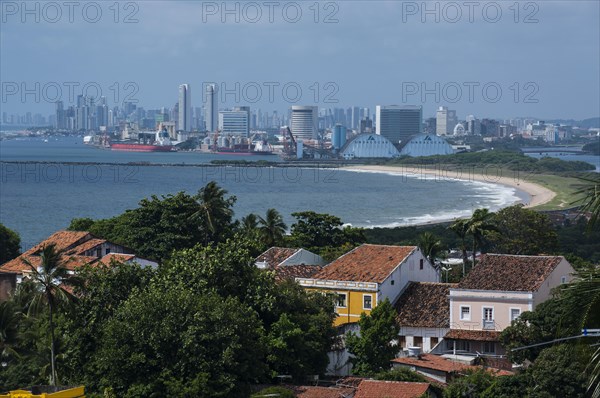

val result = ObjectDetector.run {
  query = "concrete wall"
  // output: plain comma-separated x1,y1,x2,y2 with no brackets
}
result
533,258,575,307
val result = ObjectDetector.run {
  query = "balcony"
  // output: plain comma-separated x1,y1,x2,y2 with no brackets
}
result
482,319,496,330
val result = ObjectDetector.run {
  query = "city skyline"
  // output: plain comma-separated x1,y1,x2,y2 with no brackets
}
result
1,2,599,120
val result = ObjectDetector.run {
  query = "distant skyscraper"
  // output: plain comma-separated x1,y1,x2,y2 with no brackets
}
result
290,105,318,140
436,106,458,136
205,84,218,132
218,106,250,137
375,105,422,144
178,84,192,132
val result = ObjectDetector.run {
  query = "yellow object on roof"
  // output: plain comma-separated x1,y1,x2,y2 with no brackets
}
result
0,386,85,398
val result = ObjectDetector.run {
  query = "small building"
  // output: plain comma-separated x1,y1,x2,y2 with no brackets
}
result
340,133,400,159
399,134,455,157
439,254,574,359
395,282,457,354
255,247,325,282
0,231,158,283
392,353,511,385
296,244,439,326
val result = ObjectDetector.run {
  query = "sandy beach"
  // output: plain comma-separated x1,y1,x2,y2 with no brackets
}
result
343,165,556,209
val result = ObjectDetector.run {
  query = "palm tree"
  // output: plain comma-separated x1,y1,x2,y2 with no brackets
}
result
21,244,78,386
193,181,236,243
571,175,600,397
418,232,443,269
573,174,600,230
465,208,497,265
241,213,258,233
449,219,469,276
257,208,287,247
0,301,21,361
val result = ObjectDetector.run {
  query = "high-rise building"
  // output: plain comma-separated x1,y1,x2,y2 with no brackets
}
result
205,84,218,132
218,106,250,137
290,105,318,140
436,106,458,136
375,105,422,144
55,101,65,129
178,84,192,132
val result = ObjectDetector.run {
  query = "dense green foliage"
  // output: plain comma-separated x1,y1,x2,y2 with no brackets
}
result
443,369,495,398
374,368,428,382
488,205,558,255
0,237,337,396
346,299,399,376
286,211,367,261
0,223,21,263
250,386,295,398
389,150,595,173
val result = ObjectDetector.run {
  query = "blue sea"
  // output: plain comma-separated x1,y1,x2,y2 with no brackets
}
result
1,136,527,250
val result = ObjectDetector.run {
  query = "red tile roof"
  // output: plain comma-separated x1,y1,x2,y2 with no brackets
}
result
292,385,355,398
444,330,501,342
256,247,300,269
354,380,430,398
312,245,417,284
457,254,566,292
68,238,106,255
99,253,136,265
392,354,512,376
396,282,457,328
274,264,323,282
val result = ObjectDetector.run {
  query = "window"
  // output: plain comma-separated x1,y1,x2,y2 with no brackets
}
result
457,341,471,352
399,336,406,348
510,308,521,321
105,248,111,255
482,342,496,354
419,259,424,270
363,295,372,310
460,306,471,321
430,337,439,348
336,293,347,308
413,336,423,348
483,307,494,321
96,248,101,258
561,276,567,284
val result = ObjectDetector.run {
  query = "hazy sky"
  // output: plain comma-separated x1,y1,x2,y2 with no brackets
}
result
1,0,599,120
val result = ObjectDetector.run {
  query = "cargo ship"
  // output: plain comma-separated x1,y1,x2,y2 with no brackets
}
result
210,133,274,155
110,126,174,152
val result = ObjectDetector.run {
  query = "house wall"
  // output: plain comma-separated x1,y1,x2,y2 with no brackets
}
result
399,327,449,353
533,258,575,307
449,290,533,331
82,242,133,258
379,249,439,306
0,272,17,302
283,249,326,266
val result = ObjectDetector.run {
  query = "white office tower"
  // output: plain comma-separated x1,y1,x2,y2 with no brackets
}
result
375,105,422,144
205,84,219,132
290,106,318,140
218,107,250,137
436,106,458,136
178,84,192,132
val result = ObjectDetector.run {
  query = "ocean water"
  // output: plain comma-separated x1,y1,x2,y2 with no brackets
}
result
0,136,527,250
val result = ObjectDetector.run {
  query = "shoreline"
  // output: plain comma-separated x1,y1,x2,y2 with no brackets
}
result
342,165,556,209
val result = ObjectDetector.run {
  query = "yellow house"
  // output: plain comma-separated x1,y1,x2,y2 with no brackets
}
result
0,386,85,398
296,244,439,326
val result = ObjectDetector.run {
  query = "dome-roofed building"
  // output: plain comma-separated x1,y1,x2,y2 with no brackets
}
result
340,133,400,159
453,123,466,136
399,134,455,157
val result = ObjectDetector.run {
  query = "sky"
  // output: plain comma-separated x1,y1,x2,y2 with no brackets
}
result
1,0,599,120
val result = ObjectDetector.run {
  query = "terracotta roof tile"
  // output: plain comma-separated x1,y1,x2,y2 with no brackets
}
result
313,245,417,284
256,247,300,269
67,238,106,255
444,330,501,342
292,385,355,398
274,264,323,282
457,254,565,292
392,354,512,377
396,282,457,328
99,253,136,265
354,380,430,398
